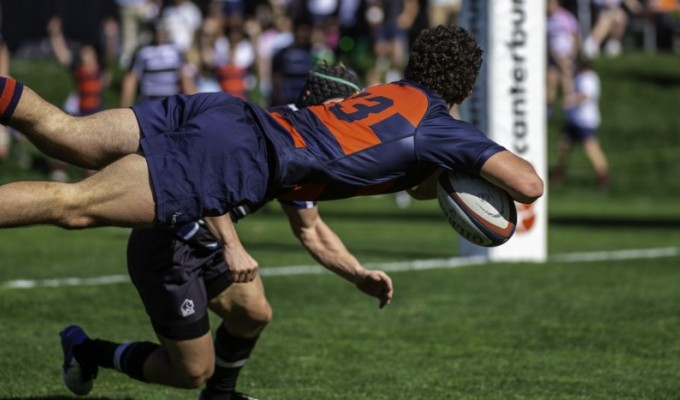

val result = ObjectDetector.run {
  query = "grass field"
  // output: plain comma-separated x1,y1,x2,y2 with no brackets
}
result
1,51,680,399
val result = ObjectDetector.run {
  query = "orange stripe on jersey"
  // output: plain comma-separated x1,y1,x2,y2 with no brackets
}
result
308,84,428,155
269,112,306,148
0,78,17,114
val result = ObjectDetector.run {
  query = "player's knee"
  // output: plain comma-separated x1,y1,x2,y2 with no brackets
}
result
247,300,273,329
251,301,273,329
234,300,273,335
175,363,214,388
50,185,98,229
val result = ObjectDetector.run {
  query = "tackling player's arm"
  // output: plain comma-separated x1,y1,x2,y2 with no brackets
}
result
407,151,544,204
203,214,259,283
280,202,393,309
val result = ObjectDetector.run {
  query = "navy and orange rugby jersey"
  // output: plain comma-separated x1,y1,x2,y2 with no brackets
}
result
248,80,506,202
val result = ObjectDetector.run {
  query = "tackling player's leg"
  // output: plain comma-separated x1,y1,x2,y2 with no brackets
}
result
201,276,272,400
61,325,162,392
60,325,98,395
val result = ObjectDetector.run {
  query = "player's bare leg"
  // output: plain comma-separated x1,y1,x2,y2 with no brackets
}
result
550,134,573,186
201,276,271,399
210,275,271,337
583,137,610,188
0,153,155,228
141,333,216,388
121,277,270,394
1,78,141,169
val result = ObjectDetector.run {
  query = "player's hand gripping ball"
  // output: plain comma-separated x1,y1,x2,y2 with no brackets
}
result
437,170,517,247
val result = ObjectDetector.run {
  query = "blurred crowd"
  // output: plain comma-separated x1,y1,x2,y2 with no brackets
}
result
0,0,452,108
0,0,678,184
0,0,677,109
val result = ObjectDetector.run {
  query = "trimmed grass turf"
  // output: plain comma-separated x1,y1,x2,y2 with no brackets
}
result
2,253,680,399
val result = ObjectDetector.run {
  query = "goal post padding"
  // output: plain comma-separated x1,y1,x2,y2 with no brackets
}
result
459,0,548,262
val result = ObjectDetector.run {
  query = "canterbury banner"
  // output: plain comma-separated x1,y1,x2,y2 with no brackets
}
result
460,0,548,262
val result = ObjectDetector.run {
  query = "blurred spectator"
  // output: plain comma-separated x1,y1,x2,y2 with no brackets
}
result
215,27,256,100
254,11,294,104
186,17,225,93
428,0,461,27
120,20,195,107
116,0,161,68
583,0,643,58
270,18,314,106
289,0,340,51
550,56,610,189
646,0,680,52
46,13,111,182
161,0,203,52
47,17,107,116
547,0,580,116
54,0,120,69
208,0,245,32
365,0,419,86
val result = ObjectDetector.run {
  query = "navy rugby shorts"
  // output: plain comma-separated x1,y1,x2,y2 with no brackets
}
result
565,122,597,141
127,227,232,340
133,94,271,228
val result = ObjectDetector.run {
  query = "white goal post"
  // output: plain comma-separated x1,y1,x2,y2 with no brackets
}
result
459,0,548,262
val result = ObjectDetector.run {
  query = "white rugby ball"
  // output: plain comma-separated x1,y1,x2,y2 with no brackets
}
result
436,170,517,247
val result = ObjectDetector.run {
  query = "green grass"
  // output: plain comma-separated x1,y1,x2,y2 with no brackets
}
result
2,52,680,399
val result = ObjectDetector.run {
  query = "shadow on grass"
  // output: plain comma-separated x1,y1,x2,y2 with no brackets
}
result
603,66,680,87
246,240,454,260
550,215,680,229
287,208,442,223
626,71,680,87
1,398,134,400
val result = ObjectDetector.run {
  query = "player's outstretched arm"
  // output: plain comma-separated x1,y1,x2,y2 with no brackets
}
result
281,203,393,308
204,215,259,283
480,150,544,204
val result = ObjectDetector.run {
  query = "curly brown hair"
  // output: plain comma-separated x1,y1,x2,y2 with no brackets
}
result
404,25,483,105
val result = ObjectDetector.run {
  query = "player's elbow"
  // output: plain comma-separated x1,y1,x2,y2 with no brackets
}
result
514,175,544,204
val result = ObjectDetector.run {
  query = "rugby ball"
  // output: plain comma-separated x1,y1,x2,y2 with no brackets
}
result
436,170,517,247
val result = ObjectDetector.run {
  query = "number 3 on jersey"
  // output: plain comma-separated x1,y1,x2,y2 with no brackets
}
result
308,84,428,156
330,92,392,122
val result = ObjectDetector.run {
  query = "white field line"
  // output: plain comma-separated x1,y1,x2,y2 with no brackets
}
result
1,246,678,290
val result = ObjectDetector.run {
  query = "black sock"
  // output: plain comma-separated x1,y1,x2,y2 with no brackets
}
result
74,339,159,382
203,324,259,398
74,338,119,369
114,341,160,382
